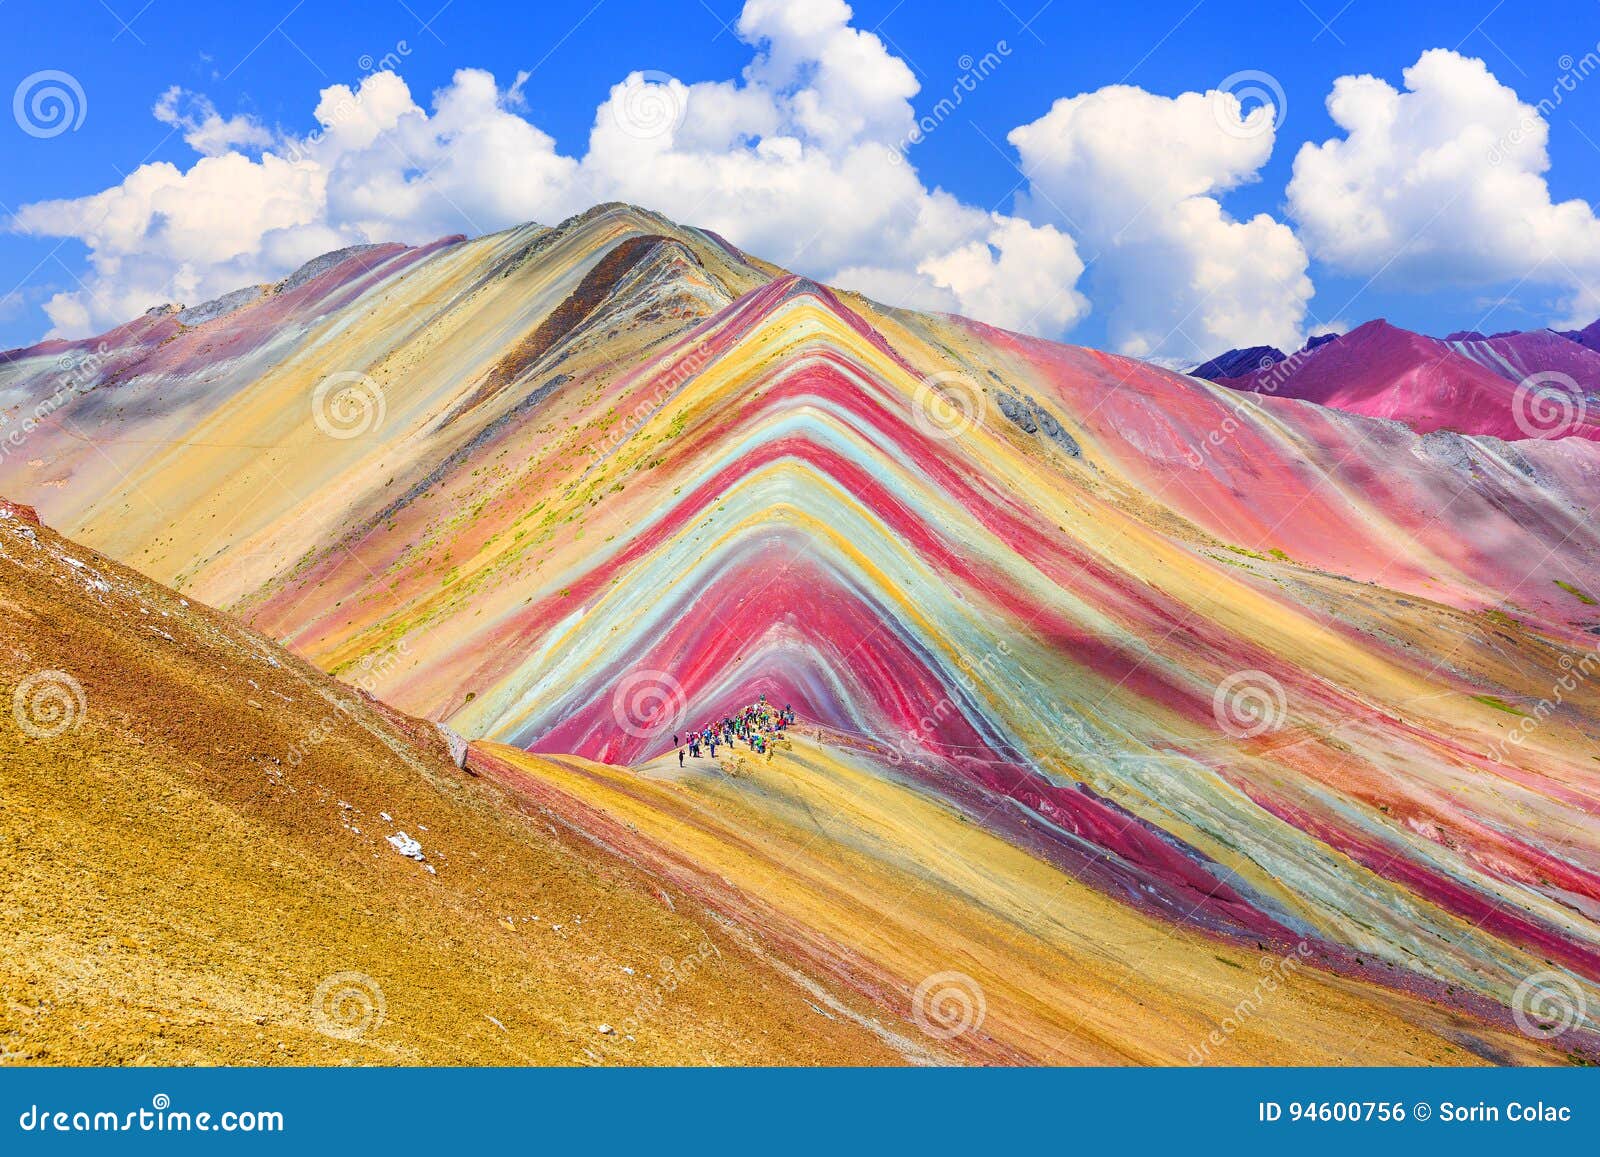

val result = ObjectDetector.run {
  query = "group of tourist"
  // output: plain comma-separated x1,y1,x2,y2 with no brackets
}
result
676,695,797,766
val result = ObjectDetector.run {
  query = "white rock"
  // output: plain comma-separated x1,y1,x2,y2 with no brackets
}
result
386,831,425,861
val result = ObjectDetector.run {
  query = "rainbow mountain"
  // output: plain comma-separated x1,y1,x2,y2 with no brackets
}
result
3,203,1599,1064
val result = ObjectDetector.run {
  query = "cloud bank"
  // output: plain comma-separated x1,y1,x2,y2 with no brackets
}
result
16,0,1091,344
14,8,1595,362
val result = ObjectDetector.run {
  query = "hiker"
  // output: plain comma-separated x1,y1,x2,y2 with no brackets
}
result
678,746,685,768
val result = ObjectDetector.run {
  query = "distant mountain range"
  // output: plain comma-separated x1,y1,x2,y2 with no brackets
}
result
1191,318,1600,442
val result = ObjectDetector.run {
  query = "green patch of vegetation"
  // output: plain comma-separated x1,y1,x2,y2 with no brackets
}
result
1472,693,1526,716
1223,543,1289,563
1554,579,1598,605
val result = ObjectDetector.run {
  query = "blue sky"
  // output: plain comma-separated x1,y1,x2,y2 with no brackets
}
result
4,0,1600,359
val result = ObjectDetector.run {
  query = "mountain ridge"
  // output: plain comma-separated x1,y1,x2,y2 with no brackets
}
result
1192,317,1600,442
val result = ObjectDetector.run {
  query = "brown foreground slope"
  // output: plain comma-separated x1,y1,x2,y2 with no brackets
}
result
0,501,924,1065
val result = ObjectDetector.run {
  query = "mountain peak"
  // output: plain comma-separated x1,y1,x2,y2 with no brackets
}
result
1189,345,1285,381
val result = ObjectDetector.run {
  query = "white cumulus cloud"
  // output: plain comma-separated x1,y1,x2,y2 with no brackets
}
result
1287,48,1600,322
1008,83,1313,361
152,87,275,157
